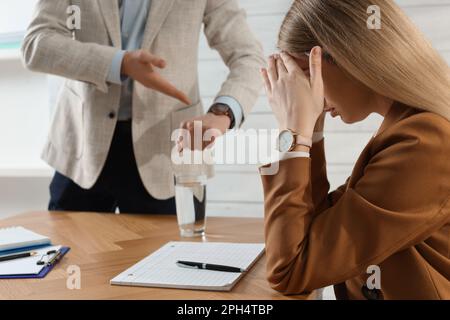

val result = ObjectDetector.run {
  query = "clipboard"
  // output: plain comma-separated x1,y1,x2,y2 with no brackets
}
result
0,247,70,279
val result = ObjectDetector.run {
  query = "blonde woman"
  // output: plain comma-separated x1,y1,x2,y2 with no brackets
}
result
260,0,450,300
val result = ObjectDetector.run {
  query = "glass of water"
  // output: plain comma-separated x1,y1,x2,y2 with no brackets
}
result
174,174,207,237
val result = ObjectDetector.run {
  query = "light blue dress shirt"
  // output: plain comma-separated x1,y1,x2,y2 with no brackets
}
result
107,0,243,127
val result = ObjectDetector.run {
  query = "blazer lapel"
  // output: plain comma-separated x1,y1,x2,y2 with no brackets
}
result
141,0,176,49
98,0,122,48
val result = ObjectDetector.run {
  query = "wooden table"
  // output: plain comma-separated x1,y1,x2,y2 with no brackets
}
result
0,211,315,300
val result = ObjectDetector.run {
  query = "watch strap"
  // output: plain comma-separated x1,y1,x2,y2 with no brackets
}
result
294,134,313,148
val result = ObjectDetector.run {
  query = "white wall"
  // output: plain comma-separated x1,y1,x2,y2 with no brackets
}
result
0,0,37,34
0,0,449,219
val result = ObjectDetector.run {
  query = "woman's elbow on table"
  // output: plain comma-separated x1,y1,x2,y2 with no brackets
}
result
265,251,315,295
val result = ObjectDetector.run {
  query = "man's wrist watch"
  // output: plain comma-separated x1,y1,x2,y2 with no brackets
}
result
208,103,235,129
277,129,313,152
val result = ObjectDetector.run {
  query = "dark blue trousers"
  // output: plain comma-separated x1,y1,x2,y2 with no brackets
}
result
48,121,176,214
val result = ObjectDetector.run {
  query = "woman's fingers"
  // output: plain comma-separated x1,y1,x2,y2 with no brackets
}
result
309,46,324,96
260,68,272,94
280,52,302,75
276,55,288,76
267,55,278,84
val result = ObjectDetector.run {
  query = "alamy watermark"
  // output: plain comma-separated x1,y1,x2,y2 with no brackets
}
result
366,265,381,290
367,5,382,30
66,5,81,30
171,123,281,175
66,265,81,290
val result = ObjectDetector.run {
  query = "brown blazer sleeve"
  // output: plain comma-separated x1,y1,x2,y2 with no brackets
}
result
260,115,450,295
310,139,349,214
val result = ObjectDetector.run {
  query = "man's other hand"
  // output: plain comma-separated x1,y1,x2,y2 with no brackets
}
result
177,113,231,152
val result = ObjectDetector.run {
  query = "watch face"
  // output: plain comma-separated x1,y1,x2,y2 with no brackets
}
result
278,130,294,152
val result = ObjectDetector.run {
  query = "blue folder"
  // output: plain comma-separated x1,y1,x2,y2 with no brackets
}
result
0,247,70,279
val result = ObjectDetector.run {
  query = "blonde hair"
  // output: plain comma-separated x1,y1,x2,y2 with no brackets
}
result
278,0,450,120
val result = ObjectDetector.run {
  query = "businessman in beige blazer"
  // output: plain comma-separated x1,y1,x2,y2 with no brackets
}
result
22,0,264,213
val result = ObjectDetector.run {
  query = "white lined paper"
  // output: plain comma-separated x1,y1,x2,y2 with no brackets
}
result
111,242,265,291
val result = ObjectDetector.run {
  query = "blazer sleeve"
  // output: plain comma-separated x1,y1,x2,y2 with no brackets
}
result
310,139,349,214
21,0,118,92
203,0,265,120
260,119,450,295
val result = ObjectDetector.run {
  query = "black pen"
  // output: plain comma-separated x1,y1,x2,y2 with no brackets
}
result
176,260,246,273
0,251,38,262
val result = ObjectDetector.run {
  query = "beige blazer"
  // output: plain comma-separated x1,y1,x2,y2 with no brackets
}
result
21,0,265,199
260,104,450,299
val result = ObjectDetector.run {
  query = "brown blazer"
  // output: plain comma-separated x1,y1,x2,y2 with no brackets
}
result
260,103,450,300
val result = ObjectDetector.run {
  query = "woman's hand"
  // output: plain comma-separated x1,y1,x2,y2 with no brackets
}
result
261,46,325,139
